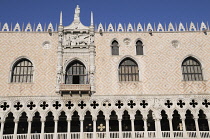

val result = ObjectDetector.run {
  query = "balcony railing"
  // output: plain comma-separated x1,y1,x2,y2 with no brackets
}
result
60,84,91,91
2,131,210,139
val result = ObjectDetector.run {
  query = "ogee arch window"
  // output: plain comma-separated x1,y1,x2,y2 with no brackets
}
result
65,60,86,84
119,58,139,81
182,57,203,81
111,40,119,55
11,58,33,83
136,40,143,55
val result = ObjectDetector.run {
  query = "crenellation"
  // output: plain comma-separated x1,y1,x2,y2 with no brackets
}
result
0,22,209,33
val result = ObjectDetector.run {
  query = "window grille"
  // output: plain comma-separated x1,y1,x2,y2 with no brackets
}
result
11,59,33,83
65,61,86,84
136,40,143,55
182,57,203,81
111,40,119,55
119,58,139,81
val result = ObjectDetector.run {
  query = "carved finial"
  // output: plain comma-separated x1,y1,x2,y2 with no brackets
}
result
74,5,80,22
60,11,62,26
91,11,93,26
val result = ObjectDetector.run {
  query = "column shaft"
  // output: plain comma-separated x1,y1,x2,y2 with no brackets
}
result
194,118,200,138
0,122,5,139
143,119,148,138
155,119,161,138
41,121,45,139
118,119,122,138
106,119,109,139
181,118,187,138
93,120,96,139
208,119,210,132
67,120,71,139
131,119,135,138
27,121,32,139
54,120,58,139
13,121,18,139
80,120,83,139
168,118,174,138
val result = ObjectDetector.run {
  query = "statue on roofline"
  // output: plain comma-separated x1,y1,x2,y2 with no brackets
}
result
74,5,80,21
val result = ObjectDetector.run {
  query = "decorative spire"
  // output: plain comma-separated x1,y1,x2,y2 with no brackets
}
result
91,11,94,26
60,11,62,26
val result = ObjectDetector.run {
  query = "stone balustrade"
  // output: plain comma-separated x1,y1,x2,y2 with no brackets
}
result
2,131,210,139
60,84,91,91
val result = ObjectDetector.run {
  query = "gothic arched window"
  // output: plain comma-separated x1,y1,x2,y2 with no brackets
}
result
119,58,139,81
111,40,119,55
182,57,203,81
136,40,143,55
11,58,33,83
65,60,86,84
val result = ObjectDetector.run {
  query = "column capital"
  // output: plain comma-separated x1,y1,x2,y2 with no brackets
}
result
193,116,199,120
181,118,186,120
27,119,32,122
79,117,84,121
105,117,110,120
14,119,19,123
67,117,72,121
41,118,46,122
142,117,147,121
0,119,5,123
154,118,161,121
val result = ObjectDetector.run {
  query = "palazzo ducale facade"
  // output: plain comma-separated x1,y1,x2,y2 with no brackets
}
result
0,5,210,139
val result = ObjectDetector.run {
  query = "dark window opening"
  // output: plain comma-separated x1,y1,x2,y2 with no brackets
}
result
65,60,86,84
136,40,143,55
119,58,139,81
111,40,119,55
73,76,80,84
182,57,203,81
11,58,33,83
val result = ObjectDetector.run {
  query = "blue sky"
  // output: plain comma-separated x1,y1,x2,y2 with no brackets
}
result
0,0,210,28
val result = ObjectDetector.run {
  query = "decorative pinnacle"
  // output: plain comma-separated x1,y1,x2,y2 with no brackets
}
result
91,11,94,26
60,11,62,26
74,5,80,22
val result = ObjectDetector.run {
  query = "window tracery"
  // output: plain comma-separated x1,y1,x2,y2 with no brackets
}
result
65,60,86,84
11,58,33,83
119,58,139,81
182,57,203,81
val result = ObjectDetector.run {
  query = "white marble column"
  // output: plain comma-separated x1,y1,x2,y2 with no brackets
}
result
40,120,45,139
0,120,5,139
54,120,58,139
208,119,210,132
118,119,122,138
194,118,200,138
27,120,32,139
155,119,161,138
181,118,187,138
143,118,148,138
168,118,174,138
131,118,135,139
93,119,96,139
13,119,19,139
67,119,71,139
80,120,84,139
105,118,109,139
